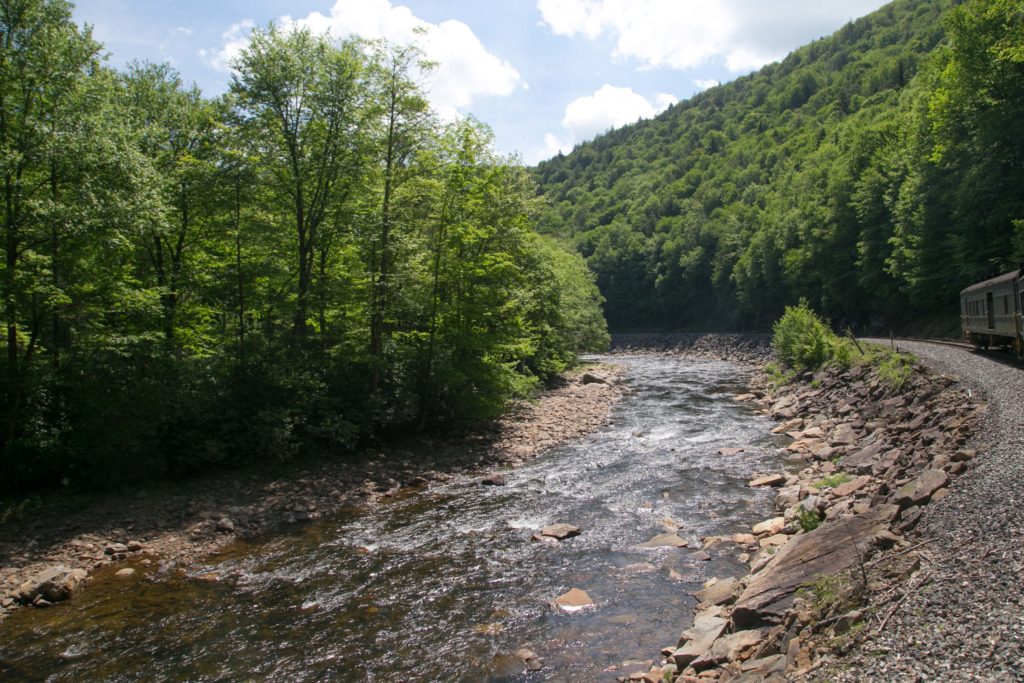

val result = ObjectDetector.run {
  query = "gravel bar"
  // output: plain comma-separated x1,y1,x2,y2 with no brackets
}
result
821,340,1024,682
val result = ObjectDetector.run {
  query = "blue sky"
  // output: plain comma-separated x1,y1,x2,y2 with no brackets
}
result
73,0,890,163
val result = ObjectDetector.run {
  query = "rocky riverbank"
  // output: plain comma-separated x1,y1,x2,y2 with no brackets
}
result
0,364,624,622
623,348,985,683
611,333,773,364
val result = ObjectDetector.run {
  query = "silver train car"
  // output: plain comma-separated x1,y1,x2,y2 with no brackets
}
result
960,268,1023,354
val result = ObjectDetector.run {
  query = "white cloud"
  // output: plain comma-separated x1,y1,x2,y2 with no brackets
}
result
562,84,675,140
201,19,255,73
694,78,718,92
530,84,675,163
205,1,524,119
537,0,890,73
535,132,574,161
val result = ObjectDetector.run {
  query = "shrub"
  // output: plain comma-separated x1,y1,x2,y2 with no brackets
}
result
772,300,835,370
797,505,823,532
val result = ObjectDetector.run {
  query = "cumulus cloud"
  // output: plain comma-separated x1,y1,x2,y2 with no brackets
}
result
694,78,719,92
200,19,254,73
204,1,524,119
531,84,675,162
562,84,676,140
537,0,889,72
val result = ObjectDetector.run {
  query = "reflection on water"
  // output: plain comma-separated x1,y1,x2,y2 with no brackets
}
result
0,355,784,682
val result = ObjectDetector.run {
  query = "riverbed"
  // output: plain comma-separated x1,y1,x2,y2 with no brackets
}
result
0,355,785,682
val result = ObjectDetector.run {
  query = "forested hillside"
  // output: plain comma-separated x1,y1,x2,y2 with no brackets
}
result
0,1,608,493
535,0,1024,332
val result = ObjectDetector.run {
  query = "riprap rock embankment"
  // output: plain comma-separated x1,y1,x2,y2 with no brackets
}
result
633,353,984,683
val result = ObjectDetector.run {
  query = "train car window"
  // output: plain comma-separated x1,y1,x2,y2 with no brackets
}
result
1004,295,1010,315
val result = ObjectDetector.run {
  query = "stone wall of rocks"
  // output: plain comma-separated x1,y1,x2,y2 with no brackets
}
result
622,358,984,683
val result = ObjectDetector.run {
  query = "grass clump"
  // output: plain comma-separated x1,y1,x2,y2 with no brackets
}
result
800,573,861,616
815,472,853,489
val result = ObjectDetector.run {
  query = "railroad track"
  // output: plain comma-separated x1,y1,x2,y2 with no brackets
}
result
893,336,976,351
878,336,1024,364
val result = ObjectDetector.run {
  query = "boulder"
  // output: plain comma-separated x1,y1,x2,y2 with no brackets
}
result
552,587,594,612
719,447,747,456
732,505,899,627
758,534,790,549
674,615,728,667
481,473,506,486
694,577,741,606
831,475,872,498
751,517,786,537
773,485,803,511
841,441,885,474
115,568,135,578
640,533,689,549
691,629,767,670
581,372,609,385
748,474,786,488
541,524,581,540
829,423,859,446
17,566,87,604
894,468,948,508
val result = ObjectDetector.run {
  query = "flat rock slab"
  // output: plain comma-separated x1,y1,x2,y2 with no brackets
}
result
733,505,898,627
758,533,790,548
541,524,581,540
675,614,728,666
752,517,786,536
832,475,872,498
719,447,746,456
731,533,757,545
842,441,885,474
749,473,787,488
553,588,594,612
640,533,689,548
694,577,741,606
830,423,859,446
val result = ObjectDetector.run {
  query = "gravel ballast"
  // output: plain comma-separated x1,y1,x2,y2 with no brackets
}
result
817,340,1024,681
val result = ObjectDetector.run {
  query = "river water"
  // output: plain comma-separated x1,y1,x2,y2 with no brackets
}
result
0,355,786,682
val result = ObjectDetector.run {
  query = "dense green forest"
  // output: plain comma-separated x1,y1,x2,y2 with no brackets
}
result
534,0,1024,332
0,0,609,493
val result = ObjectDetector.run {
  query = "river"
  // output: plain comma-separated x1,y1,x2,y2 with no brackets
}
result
0,355,786,682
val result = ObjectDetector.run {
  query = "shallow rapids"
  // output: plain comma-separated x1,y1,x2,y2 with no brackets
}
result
0,355,786,682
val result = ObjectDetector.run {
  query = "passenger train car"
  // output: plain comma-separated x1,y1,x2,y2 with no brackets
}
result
960,268,1023,354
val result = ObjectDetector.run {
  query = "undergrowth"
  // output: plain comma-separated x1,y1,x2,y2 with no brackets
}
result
771,301,917,388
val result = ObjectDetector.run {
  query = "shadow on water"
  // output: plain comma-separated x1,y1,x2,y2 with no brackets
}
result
0,355,787,682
